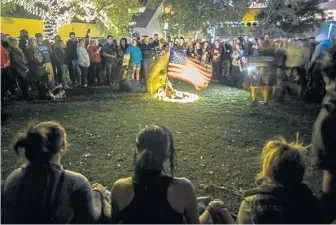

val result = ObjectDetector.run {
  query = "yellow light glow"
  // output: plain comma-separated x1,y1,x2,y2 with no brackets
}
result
154,91,199,103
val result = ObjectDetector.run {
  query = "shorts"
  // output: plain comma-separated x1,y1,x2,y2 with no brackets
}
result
131,62,141,69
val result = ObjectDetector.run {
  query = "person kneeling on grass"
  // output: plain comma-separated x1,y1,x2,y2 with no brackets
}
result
126,39,142,87
110,125,235,224
2,121,110,223
237,138,326,224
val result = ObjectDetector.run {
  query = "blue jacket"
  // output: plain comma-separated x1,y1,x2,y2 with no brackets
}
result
126,46,142,64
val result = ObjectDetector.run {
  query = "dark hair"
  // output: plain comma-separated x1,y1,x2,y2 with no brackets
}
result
35,33,42,38
10,38,18,44
69,32,75,37
179,37,184,40
14,121,67,164
133,125,176,183
107,35,113,40
144,35,149,38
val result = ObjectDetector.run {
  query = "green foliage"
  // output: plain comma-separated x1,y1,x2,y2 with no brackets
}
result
256,0,325,37
86,0,141,38
1,2,16,16
147,0,249,36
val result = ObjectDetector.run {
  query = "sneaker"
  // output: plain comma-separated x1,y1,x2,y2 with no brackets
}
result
64,85,72,90
83,84,88,88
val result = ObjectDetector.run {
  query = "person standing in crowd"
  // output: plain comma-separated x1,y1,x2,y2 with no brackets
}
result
118,38,129,59
1,44,16,99
126,39,142,85
110,125,235,224
175,37,187,53
35,33,54,86
154,38,167,61
202,41,211,66
211,39,223,82
186,38,194,57
194,41,203,62
50,35,62,85
88,39,102,86
102,35,117,86
221,39,233,80
66,32,80,87
231,44,244,88
237,139,325,224
9,38,29,100
19,29,29,56
311,46,336,223
117,38,129,81
139,35,155,85
77,39,90,87
153,33,159,46
26,38,56,99
54,40,71,89
2,121,109,223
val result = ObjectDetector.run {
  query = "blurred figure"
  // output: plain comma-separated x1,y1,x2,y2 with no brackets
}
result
311,46,336,223
186,38,194,57
237,139,325,224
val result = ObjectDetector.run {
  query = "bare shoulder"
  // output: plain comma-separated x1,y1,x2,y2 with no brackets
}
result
112,177,133,192
171,177,195,191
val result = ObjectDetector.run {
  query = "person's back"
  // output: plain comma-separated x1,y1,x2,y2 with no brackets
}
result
111,125,231,224
2,121,102,224
3,163,98,223
112,174,185,224
237,139,326,224
239,183,323,224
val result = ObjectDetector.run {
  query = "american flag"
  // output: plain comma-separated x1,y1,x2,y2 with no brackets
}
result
167,49,212,90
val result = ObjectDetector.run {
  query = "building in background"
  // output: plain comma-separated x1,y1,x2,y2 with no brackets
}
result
129,4,164,37
1,6,105,39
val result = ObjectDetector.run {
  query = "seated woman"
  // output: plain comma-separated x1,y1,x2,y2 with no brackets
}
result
110,125,234,224
237,138,326,224
2,121,109,223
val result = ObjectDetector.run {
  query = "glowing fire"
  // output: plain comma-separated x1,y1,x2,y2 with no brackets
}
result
154,90,199,103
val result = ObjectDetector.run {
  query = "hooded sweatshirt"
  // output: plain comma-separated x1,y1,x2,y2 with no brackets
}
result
237,183,325,224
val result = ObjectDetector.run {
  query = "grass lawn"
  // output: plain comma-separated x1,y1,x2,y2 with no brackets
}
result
1,83,323,213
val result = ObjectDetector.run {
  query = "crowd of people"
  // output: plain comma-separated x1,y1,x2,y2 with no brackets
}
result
1,70,336,223
1,29,336,223
2,30,336,107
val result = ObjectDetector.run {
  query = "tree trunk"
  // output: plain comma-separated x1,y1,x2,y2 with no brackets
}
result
43,5,60,40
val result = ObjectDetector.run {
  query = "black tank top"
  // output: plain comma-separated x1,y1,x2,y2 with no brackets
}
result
118,174,183,224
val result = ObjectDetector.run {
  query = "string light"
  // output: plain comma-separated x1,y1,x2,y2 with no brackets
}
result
3,0,118,38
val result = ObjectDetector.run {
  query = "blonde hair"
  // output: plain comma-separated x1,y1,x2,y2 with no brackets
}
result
256,137,308,186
